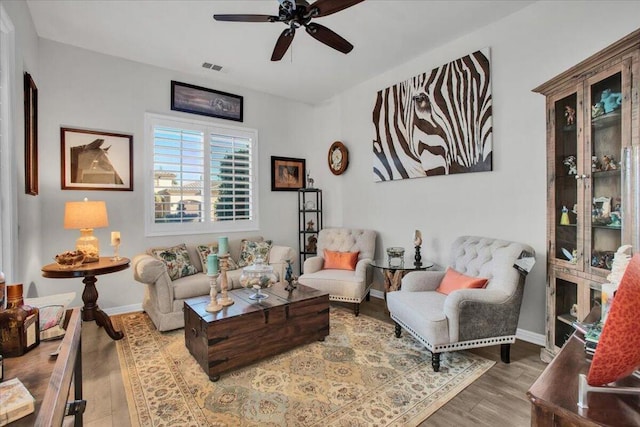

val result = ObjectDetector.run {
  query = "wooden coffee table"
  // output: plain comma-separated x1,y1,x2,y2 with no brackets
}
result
184,282,329,381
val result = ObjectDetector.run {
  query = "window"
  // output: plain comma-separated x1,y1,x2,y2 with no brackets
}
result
145,113,259,236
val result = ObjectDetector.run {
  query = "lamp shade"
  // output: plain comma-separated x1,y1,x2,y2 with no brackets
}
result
64,200,109,229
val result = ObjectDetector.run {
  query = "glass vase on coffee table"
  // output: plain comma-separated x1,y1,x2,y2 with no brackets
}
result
239,257,278,301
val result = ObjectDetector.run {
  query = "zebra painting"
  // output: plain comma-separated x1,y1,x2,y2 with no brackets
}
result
372,49,492,182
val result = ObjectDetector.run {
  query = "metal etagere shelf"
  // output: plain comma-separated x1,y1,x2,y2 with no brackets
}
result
298,189,323,272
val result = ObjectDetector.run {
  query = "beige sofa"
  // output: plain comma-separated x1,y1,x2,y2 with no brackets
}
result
132,236,295,331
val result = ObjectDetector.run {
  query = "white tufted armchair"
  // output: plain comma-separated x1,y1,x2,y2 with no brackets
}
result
298,228,377,316
387,236,535,372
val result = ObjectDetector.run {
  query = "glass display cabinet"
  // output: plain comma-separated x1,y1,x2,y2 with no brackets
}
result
534,29,639,361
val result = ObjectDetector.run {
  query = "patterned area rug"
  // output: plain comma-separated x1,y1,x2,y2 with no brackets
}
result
114,308,494,426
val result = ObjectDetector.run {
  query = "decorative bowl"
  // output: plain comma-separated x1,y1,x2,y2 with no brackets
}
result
386,247,405,258
54,250,85,269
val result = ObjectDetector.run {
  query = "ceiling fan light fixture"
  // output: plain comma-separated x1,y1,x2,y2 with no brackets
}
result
214,0,365,61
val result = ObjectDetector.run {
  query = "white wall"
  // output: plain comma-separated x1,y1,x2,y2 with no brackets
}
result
310,1,640,335
30,39,314,310
2,0,42,292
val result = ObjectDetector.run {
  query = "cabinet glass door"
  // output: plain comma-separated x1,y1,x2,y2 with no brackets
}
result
587,69,624,274
553,93,580,267
554,277,578,348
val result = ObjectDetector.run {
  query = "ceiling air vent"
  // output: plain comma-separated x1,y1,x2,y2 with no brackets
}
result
202,62,223,71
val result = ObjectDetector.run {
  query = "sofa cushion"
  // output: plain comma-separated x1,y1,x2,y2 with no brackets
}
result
298,269,366,300
196,243,239,274
436,268,488,295
237,239,273,267
149,244,198,281
387,290,449,346
172,273,212,300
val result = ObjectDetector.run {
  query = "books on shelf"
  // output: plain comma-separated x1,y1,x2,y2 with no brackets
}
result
584,323,603,356
0,378,35,426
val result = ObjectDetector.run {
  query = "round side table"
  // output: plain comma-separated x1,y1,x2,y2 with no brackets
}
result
42,257,130,340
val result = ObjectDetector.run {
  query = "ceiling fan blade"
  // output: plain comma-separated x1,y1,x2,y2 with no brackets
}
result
271,28,296,61
213,14,278,23
308,0,365,18
305,23,353,54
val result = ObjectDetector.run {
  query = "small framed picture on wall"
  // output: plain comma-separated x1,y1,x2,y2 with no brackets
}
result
61,127,133,191
271,156,306,191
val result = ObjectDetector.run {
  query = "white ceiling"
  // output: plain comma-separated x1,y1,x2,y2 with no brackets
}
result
26,0,534,105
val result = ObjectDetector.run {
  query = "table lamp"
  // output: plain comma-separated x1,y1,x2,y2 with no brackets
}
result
64,198,109,263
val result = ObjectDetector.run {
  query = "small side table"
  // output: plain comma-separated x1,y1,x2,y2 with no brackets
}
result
371,257,433,296
42,257,130,340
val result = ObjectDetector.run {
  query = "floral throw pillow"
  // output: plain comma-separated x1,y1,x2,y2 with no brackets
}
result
237,240,273,268
196,244,239,273
150,244,198,281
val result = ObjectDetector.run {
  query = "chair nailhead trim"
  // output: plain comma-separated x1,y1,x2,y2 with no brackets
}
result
391,314,516,354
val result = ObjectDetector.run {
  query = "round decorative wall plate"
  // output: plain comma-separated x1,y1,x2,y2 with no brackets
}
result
328,141,348,175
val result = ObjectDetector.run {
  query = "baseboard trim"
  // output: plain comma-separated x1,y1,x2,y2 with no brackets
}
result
104,303,142,316
370,289,384,300
516,328,545,346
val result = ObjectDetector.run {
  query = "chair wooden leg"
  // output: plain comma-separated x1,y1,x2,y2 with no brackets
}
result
354,303,360,317
394,322,402,338
431,352,440,372
501,343,511,364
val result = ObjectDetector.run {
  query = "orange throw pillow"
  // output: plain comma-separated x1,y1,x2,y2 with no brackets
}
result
323,250,359,271
436,268,488,295
587,254,640,386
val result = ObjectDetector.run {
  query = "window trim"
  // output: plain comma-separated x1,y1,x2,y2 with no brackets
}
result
0,5,17,282
144,112,259,237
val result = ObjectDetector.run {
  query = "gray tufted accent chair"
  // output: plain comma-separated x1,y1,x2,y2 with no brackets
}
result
387,236,535,372
298,228,377,316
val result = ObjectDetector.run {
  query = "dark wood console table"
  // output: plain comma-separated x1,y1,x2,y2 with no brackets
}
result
42,257,129,340
4,308,83,426
527,326,640,425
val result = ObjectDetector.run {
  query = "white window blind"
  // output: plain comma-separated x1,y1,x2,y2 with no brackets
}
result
145,113,258,236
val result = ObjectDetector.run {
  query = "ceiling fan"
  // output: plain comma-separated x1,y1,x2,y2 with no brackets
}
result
213,0,365,61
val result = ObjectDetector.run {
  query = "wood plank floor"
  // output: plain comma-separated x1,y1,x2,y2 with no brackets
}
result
81,297,546,426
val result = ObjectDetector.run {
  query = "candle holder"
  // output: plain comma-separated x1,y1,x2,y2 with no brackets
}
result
205,273,222,313
111,243,122,262
111,231,122,261
218,254,234,307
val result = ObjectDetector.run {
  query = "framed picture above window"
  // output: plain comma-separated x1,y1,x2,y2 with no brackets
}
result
271,156,306,191
171,80,243,122
24,72,38,196
61,127,133,191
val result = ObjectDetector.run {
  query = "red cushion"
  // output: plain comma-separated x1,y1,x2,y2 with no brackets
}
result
587,254,640,386
323,250,359,271
436,268,488,295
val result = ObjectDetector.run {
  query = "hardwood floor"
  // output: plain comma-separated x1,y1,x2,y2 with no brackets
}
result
81,298,546,426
